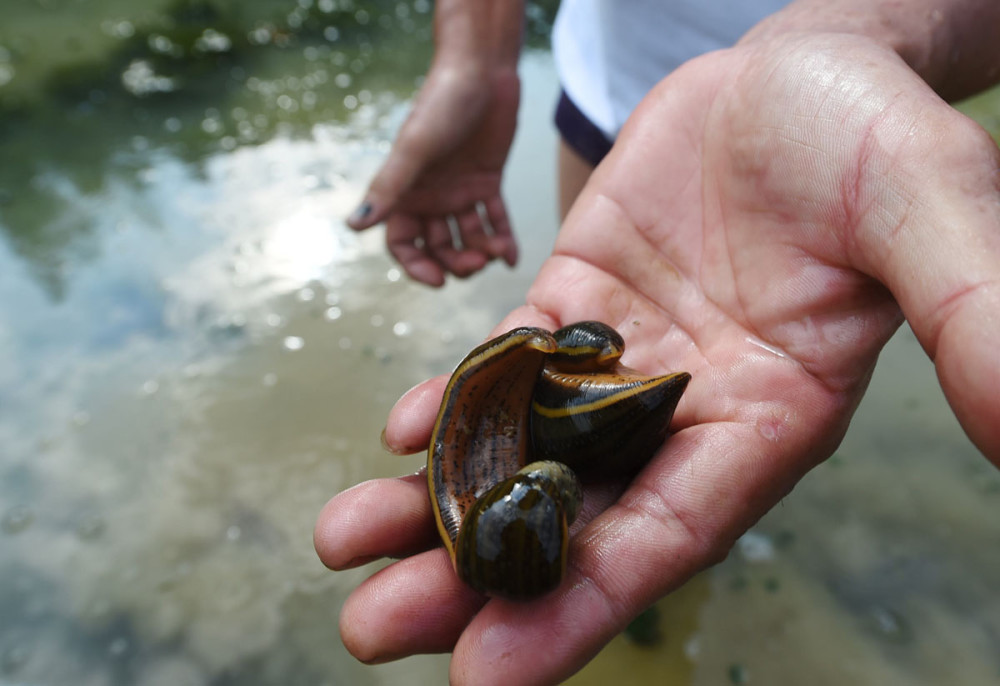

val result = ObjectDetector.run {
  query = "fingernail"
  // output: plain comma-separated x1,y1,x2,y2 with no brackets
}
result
380,427,410,455
340,554,379,570
349,200,373,224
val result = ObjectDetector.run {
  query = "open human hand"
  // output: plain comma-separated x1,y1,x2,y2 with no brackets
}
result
346,44,520,286
317,33,1000,684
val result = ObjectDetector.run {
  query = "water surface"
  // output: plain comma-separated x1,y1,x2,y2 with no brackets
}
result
1,3,998,685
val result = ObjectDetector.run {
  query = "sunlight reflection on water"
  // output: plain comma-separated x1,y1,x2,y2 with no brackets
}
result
1,4,999,684
0,46,558,684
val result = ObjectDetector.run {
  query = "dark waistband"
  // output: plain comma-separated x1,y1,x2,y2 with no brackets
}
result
554,90,613,167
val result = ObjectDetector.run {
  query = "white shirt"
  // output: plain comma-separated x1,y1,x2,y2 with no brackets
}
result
552,0,791,138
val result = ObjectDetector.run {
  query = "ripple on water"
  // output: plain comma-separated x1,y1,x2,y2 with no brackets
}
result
108,636,129,658
1,505,34,535
866,604,913,645
1,643,31,676
75,513,106,541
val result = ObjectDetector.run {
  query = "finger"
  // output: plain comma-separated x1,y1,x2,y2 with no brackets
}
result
425,216,489,279
330,481,624,665
450,385,843,684
381,309,562,456
347,149,425,230
386,215,446,287
382,376,450,455
347,72,493,230
490,306,561,336
314,474,437,570
455,208,491,254
935,280,1000,465
341,549,487,663
849,104,1000,464
347,113,450,231
482,196,518,266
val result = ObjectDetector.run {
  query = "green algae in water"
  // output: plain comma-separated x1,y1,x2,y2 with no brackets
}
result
623,605,662,647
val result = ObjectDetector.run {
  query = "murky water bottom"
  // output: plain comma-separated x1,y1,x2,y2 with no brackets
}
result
573,325,1000,685
0,49,557,684
1,34,999,686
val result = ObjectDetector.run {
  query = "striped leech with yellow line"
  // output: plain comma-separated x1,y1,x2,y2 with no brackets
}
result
428,321,691,600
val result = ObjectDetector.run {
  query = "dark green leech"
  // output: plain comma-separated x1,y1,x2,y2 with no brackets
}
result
547,321,624,371
428,321,690,599
427,328,557,557
531,370,691,475
455,461,582,600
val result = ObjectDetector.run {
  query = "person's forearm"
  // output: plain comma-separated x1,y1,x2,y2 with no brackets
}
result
433,0,525,72
740,0,1000,101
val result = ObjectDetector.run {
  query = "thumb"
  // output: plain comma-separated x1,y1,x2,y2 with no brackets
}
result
347,146,426,230
347,70,493,230
346,91,456,230
853,105,1000,465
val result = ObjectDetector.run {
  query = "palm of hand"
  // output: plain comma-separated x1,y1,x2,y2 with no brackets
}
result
319,35,1000,686
529,35,910,544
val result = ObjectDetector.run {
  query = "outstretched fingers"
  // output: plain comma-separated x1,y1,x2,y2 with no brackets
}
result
380,375,449,455
447,411,831,686
340,551,488,663
423,216,490,279
314,474,437,570
318,474,487,662
385,215,448,287
383,204,515,286
478,197,519,267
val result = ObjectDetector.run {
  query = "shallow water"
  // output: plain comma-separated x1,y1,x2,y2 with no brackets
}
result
1,3,998,685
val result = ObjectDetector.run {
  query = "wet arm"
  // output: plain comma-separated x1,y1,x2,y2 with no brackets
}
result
393,0,525,156
432,0,524,70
